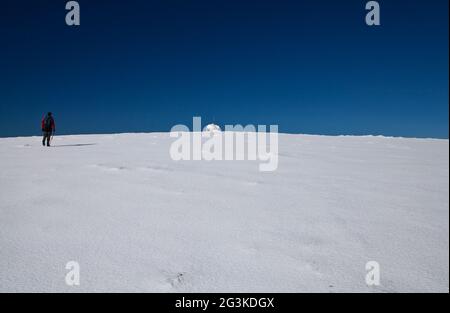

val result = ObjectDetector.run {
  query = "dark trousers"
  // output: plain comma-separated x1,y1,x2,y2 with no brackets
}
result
42,131,52,146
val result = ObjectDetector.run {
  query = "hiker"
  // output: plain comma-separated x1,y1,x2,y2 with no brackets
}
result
41,112,56,146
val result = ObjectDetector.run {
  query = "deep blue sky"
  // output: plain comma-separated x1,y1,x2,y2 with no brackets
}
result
0,0,448,138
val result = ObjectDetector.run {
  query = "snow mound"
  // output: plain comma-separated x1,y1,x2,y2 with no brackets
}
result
203,123,221,132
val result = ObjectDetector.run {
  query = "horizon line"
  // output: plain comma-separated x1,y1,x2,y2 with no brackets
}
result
0,130,448,141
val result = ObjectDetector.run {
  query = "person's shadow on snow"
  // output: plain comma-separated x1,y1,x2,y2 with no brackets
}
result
51,143,98,147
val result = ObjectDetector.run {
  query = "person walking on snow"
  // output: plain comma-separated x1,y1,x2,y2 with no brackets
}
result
41,112,55,146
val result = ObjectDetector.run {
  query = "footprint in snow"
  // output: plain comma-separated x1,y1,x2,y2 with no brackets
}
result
90,164,129,172
159,272,186,291
138,165,172,172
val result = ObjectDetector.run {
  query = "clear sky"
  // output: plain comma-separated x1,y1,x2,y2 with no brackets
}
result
0,0,448,138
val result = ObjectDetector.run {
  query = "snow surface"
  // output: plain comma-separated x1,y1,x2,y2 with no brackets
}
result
0,133,448,292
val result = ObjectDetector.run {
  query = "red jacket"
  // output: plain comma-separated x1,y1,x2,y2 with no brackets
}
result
41,116,56,132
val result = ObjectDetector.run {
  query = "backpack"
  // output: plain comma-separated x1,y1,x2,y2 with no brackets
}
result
44,116,53,130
